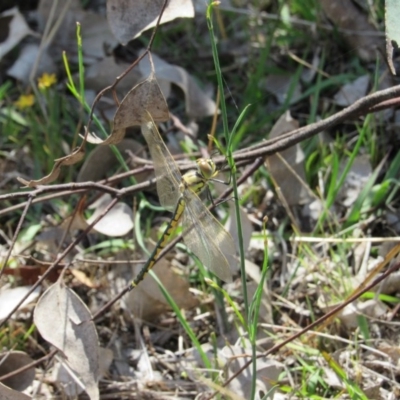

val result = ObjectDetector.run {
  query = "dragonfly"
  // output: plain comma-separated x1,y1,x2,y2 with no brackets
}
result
130,119,236,290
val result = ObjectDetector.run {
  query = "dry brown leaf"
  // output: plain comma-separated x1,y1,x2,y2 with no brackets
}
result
263,74,302,105
0,7,35,60
98,348,113,379
17,147,85,188
0,286,41,323
106,0,194,44
7,44,57,84
43,193,133,238
320,0,383,62
139,51,217,118
126,259,199,321
34,280,99,400
85,72,169,145
85,57,142,94
378,343,400,364
38,0,117,64
0,351,35,391
338,299,388,329
1,265,63,286
86,194,134,237
77,138,148,182
79,11,119,62
222,344,282,398
266,111,311,206
338,154,372,207
0,383,31,400
333,75,370,107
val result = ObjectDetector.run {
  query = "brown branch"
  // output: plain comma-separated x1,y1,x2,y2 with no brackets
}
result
4,80,400,323
0,166,153,217
0,349,57,382
0,197,120,329
4,80,400,217
234,84,400,162
92,157,265,321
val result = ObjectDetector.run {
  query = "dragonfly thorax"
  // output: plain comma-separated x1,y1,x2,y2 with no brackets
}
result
196,158,218,180
180,158,218,196
180,170,207,196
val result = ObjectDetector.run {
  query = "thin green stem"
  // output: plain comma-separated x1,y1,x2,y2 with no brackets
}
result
206,1,249,319
149,270,212,370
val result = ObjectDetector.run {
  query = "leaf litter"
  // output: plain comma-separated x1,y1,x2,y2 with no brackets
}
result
0,383,31,400
0,7,36,61
2,0,400,398
85,71,170,145
138,51,217,118
106,0,195,44
34,280,100,400
0,351,35,392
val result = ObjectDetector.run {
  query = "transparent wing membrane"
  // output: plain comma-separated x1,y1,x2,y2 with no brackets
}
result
182,190,235,282
140,117,235,282
142,122,181,211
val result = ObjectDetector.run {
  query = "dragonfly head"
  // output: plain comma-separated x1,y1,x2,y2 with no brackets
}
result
196,158,218,180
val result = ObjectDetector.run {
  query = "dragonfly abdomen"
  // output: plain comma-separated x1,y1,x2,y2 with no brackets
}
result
130,197,186,289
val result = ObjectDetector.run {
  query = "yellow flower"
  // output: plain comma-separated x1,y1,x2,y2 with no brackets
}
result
38,72,57,90
14,94,35,109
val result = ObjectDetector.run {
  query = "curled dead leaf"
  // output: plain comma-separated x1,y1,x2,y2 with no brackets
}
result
17,147,85,187
139,51,217,118
85,72,169,145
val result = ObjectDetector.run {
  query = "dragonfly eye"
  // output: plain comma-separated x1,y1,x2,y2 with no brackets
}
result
197,158,217,179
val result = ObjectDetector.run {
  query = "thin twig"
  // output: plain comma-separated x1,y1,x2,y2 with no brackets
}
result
3,83,400,216
0,349,57,382
92,157,264,320
84,0,169,135
0,197,119,329
0,196,34,280
205,256,400,399
234,84,400,161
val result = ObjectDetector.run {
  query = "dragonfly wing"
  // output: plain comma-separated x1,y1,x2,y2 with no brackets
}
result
142,121,181,211
181,190,236,282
